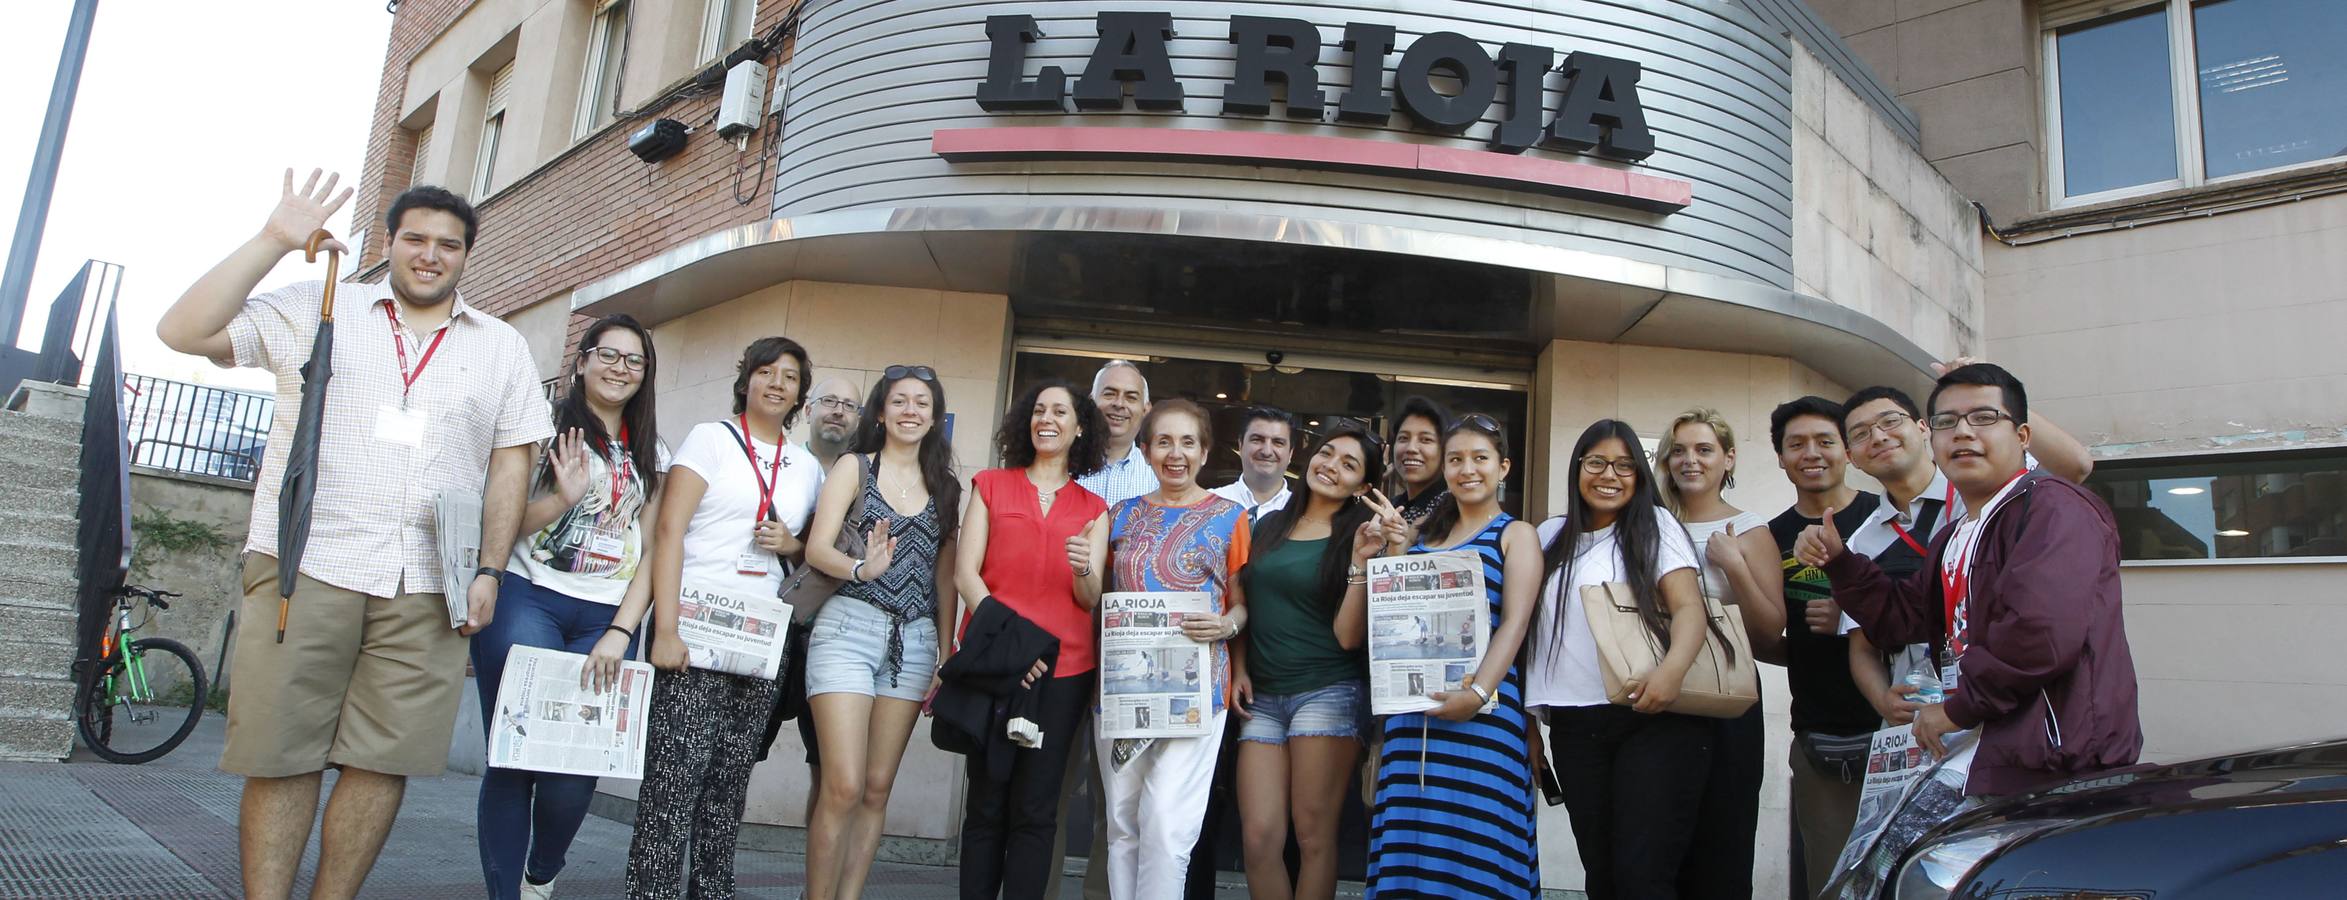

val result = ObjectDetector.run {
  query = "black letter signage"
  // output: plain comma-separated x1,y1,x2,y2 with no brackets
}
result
1393,32,1497,134
1223,16,1325,118
1548,51,1655,160
976,15,1066,111
1489,43,1552,153
1073,12,1185,111
1334,22,1396,124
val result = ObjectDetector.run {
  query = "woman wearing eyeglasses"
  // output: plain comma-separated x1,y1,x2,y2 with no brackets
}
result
799,365,961,900
473,315,665,900
1367,413,1541,899
1532,420,1730,900
1654,408,1782,899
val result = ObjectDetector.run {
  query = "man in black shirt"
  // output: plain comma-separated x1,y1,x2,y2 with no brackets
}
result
1766,396,1882,898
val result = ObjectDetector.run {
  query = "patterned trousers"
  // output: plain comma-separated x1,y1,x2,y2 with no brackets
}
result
625,667,780,900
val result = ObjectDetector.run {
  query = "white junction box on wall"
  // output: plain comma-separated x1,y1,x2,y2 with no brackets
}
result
717,59,769,140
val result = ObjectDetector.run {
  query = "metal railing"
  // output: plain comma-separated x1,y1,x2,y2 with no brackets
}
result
123,373,274,482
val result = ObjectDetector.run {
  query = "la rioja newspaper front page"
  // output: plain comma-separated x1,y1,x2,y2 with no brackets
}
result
1364,551,1489,715
1097,591,1216,739
676,581,792,679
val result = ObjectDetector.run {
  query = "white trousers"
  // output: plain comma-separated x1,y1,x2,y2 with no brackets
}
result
1094,707,1228,900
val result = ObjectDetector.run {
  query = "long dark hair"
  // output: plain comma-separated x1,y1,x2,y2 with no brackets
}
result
849,369,962,540
1243,420,1386,611
1540,419,1734,663
995,377,1111,477
543,314,660,495
1385,394,1453,501
1419,414,1509,543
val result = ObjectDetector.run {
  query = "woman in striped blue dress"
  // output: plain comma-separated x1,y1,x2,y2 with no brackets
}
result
1366,414,1543,897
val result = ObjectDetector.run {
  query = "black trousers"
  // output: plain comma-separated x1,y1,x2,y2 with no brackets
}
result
1678,702,1763,898
960,672,1096,900
1550,704,1714,900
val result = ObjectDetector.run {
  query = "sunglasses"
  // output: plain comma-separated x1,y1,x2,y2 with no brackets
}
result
885,364,937,382
1458,413,1502,432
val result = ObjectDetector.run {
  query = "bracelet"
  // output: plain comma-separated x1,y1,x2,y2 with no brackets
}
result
1346,576,1368,585
604,624,635,640
851,558,867,582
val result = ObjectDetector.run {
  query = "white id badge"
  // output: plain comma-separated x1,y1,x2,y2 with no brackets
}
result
373,404,429,448
736,550,773,577
1940,661,1962,696
584,533,625,563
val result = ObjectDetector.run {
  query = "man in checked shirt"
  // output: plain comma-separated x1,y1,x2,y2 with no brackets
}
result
159,170,552,900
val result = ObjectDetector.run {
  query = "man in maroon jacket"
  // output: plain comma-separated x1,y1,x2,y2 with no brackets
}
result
1796,363,2142,796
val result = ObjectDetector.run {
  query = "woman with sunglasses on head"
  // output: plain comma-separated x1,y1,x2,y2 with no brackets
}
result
473,315,664,900
1233,420,1388,900
1654,408,1783,899
1533,420,1731,900
1094,398,1252,900
799,366,961,900
627,337,823,900
952,378,1112,900
1365,414,1541,899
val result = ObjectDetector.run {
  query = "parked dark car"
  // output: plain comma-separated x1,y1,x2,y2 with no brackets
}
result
1890,739,2347,898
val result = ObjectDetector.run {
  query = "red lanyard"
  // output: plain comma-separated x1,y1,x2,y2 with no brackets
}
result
1940,470,2027,652
736,414,783,522
1888,481,1957,558
380,300,449,402
608,425,634,509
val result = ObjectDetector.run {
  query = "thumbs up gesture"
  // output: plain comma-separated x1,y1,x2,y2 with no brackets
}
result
1795,507,1845,569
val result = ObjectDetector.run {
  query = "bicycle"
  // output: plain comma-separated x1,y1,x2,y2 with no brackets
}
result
76,584,208,764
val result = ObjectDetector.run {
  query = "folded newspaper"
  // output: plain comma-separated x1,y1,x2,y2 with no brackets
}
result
1364,551,1489,715
1097,591,1215,739
677,580,792,680
434,490,483,629
488,646,655,779
1825,725,1979,899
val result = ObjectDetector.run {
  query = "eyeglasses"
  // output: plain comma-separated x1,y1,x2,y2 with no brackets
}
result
1845,410,1913,444
585,346,647,371
885,364,937,382
1927,408,2017,431
811,396,860,414
1578,456,1640,477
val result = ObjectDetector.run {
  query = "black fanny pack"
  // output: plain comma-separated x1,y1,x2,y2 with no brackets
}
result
1799,731,1874,784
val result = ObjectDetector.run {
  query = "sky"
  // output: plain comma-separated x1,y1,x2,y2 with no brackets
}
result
0,1,395,392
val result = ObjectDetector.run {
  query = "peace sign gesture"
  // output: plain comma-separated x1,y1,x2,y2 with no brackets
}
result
1352,488,1413,564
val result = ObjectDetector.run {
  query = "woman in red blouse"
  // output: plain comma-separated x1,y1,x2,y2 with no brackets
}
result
951,377,1112,899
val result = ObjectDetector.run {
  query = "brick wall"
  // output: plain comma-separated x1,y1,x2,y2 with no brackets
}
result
356,0,796,331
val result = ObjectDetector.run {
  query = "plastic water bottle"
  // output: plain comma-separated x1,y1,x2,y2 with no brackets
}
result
1905,670,1946,706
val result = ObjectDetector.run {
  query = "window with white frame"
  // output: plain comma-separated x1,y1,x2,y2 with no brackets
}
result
575,0,629,140
2044,0,2347,205
698,0,755,63
473,62,513,198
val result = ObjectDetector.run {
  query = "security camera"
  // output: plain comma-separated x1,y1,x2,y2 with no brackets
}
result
1266,351,1285,366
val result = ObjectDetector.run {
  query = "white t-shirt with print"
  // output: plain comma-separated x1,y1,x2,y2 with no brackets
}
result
1526,511,1702,709
668,421,823,597
509,440,672,605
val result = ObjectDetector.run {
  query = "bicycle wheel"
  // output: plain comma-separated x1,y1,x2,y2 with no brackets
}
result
77,638,206,764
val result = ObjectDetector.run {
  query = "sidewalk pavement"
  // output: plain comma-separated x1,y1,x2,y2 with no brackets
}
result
0,712,1193,899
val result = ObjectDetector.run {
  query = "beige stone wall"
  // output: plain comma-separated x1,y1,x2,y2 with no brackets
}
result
2118,562,2347,762
601,279,1012,840
126,470,256,697
1983,195,2347,455
1808,0,2041,220
1791,43,1988,363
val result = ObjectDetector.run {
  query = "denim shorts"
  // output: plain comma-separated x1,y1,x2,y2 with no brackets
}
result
804,594,938,703
1239,679,1367,745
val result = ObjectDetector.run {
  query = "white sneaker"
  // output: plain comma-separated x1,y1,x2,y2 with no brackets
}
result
518,877,557,900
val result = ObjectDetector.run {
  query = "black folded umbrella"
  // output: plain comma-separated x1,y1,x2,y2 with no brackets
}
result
275,229,340,642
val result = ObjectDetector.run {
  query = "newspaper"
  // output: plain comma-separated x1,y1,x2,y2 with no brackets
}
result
1364,551,1490,715
1825,726,1979,899
1097,591,1215,739
676,580,792,680
487,646,655,779
434,490,483,628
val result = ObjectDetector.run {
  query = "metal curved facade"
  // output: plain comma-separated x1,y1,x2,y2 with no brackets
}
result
771,0,1795,288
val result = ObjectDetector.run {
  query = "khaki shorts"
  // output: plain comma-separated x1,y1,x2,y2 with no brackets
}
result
220,553,467,778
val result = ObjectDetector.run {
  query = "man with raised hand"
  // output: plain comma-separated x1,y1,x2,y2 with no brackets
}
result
157,171,551,900
1799,363,2140,796
1209,405,1296,518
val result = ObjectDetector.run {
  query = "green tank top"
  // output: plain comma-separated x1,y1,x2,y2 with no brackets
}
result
1242,536,1364,695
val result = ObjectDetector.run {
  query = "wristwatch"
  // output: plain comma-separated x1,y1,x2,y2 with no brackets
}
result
476,566,505,582
1467,680,1498,714
1346,562,1366,579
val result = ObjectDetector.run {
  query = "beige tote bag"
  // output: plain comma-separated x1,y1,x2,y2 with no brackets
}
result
1579,580,1759,718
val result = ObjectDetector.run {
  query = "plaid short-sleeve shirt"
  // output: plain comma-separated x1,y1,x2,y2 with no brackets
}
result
226,279,554,597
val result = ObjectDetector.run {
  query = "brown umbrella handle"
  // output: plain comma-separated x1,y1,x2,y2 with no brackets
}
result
303,229,341,322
